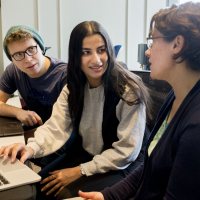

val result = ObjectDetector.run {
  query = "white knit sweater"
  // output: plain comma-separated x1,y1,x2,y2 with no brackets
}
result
27,84,146,176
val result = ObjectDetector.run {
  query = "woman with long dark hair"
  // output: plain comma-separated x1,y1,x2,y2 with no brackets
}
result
0,21,150,199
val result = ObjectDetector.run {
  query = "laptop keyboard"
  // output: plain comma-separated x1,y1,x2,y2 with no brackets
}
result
0,173,9,185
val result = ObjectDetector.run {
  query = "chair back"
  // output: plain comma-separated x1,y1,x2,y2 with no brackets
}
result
114,45,122,57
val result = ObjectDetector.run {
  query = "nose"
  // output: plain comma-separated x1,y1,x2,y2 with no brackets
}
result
24,52,33,61
145,48,150,58
91,52,102,65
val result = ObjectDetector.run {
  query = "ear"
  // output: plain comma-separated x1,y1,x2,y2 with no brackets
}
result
172,35,184,54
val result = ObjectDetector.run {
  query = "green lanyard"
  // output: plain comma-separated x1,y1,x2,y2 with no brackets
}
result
148,116,168,156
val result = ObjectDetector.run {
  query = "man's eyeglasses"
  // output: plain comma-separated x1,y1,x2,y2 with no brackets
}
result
146,36,170,49
11,45,38,61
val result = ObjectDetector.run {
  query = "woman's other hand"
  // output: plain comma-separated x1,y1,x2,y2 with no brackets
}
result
41,166,82,197
78,190,104,200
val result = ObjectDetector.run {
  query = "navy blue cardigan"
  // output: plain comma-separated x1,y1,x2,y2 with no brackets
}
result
103,80,200,200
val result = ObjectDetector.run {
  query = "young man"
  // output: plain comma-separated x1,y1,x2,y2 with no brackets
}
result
0,25,67,128
0,25,68,167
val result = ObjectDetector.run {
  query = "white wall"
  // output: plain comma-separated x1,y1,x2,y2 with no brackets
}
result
146,0,167,37
59,0,127,63
1,0,38,67
0,0,168,72
127,0,146,68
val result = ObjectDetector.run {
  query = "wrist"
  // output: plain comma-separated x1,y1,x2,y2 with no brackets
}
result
79,164,86,176
25,146,35,158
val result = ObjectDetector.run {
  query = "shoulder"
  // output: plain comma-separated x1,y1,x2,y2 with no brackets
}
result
181,82,200,121
1,63,23,78
172,86,200,142
46,57,67,79
48,57,67,68
64,84,70,94
4,63,18,72
57,85,69,102
121,83,140,104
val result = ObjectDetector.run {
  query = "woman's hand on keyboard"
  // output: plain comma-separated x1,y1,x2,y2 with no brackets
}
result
0,143,34,163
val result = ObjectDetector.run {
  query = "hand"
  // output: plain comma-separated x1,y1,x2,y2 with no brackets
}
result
0,143,34,163
78,190,104,200
16,109,43,126
41,166,82,197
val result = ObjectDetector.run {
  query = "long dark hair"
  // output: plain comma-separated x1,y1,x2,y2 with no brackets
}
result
67,21,150,129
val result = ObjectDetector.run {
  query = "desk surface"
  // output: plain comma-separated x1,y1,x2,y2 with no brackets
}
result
0,116,24,137
0,135,25,146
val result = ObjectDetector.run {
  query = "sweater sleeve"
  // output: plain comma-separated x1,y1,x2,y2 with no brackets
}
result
27,85,73,157
102,163,144,200
81,100,146,176
164,124,200,199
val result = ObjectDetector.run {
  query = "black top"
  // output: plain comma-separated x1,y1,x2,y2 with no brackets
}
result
103,80,200,200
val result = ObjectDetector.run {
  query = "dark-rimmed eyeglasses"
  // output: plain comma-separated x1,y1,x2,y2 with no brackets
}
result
11,45,38,61
146,36,170,49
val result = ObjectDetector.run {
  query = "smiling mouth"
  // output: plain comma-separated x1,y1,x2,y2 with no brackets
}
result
90,66,103,72
89,64,103,69
27,64,36,69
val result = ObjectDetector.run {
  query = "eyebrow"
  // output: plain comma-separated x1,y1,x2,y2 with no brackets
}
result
82,45,106,50
12,45,37,55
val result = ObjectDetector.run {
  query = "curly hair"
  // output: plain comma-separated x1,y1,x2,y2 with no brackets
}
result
149,2,200,71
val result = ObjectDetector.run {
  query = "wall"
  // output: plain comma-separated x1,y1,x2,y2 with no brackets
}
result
146,0,167,36
0,0,167,73
1,0,38,68
127,0,147,68
59,0,128,64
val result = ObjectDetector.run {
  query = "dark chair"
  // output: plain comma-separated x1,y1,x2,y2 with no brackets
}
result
132,70,171,132
114,45,122,57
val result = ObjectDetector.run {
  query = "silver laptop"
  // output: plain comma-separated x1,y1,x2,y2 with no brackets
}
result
0,135,41,191
0,157,41,191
